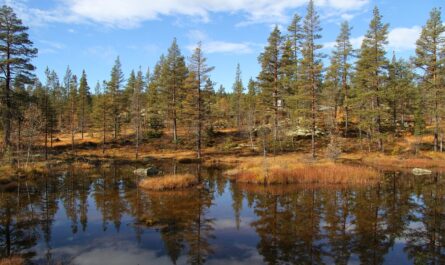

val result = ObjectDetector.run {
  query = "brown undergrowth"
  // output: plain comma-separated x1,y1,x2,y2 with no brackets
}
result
0,257,24,265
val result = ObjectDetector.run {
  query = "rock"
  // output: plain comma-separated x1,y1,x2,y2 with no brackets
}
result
285,126,324,138
412,168,432,176
134,166,160,176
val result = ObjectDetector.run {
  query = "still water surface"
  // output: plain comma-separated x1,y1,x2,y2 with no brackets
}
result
1,161,444,264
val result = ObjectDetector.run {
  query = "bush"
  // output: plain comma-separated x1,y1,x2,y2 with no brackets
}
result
145,130,163,139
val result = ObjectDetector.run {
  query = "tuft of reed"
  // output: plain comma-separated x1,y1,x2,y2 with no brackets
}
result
226,156,380,186
139,174,198,191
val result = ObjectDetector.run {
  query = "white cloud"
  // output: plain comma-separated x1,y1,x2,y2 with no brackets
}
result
387,26,421,51
38,40,66,54
324,26,420,53
187,30,257,54
6,0,370,28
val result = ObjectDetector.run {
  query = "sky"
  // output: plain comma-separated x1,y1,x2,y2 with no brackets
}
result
3,0,445,92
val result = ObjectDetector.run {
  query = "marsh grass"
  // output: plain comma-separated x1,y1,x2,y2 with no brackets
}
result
226,156,380,185
139,174,198,191
0,257,24,265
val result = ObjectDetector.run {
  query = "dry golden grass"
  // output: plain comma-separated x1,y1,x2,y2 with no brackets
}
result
0,257,24,265
139,174,198,191
226,155,380,185
342,152,445,170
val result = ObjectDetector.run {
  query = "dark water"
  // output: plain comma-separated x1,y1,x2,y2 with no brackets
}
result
1,161,445,265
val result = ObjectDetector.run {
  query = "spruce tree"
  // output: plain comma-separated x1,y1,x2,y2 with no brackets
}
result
132,68,144,158
415,7,445,151
232,63,244,131
78,70,90,139
0,5,37,151
108,56,124,141
188,42,214,159
163,38,188,145
68,75,78,152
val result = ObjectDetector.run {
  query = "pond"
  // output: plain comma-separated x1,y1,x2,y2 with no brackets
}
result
1,161,444,264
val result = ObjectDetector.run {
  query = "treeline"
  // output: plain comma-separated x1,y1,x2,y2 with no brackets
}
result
1,1,445,161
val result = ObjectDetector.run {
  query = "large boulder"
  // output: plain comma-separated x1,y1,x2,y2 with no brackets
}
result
412,168,432,176
134,165,160,176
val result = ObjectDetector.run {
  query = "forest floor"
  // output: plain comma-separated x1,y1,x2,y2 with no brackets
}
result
40,127,445,171
1,127,445,188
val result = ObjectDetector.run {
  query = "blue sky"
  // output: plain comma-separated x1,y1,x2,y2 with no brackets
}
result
4,0,445,92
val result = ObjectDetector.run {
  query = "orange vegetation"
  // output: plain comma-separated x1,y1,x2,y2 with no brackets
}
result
341,152,445,170
0,257,24,265
139,174,198,191
225,155,380,185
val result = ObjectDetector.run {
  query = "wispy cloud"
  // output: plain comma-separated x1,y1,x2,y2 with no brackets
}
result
5,0,371,29
38,40,66,54
85,45,118,62
186,30,258,54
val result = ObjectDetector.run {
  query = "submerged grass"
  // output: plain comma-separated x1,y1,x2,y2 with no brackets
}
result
139,174,198,191
226,155,380,185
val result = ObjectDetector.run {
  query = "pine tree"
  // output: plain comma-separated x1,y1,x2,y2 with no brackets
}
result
146,58,164,138
258,26,283,150
287,14,304,71
334,21,354,136
246,78,259,151
0,5,37,151
78,70,91,139
188,42,214,159
387,54,416,133
301,0,324,158
415,7,445,151
232,63,244,131
354,6,389,151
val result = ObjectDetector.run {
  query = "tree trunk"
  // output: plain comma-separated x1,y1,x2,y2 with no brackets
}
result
197,76,202,159
44,92,48,160
311,74,316,159
173,88,177,146
102,99,106,154
3,52,12,152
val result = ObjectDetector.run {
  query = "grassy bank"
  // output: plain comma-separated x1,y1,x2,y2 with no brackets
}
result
225,155,380,185
139,174,198,191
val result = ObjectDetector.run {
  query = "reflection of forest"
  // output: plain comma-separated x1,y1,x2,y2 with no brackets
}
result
1,165,445,265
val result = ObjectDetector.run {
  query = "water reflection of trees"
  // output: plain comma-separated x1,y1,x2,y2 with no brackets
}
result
1,166,445,265
240,172,441,265
404,173,445,264
140,165,215,265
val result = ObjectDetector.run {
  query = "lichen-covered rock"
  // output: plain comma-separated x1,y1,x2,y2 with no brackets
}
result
412,168,432,176
134,166,160,176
